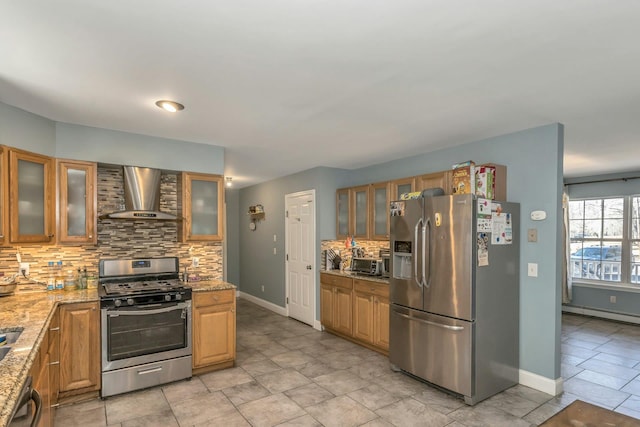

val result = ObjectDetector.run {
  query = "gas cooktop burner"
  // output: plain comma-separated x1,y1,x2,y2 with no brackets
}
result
102,279,184,295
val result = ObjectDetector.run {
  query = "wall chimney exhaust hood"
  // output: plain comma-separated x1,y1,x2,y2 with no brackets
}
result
104,166,177,220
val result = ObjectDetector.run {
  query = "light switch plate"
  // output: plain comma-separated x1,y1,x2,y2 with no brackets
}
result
528,263,538,277
527,228,538,242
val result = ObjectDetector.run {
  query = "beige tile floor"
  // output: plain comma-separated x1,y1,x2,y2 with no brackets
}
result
52,301,640,426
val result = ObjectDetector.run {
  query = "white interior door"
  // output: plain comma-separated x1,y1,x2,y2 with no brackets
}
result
285,190,315,326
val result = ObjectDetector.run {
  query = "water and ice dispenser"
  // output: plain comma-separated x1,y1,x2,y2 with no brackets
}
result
393,240,412,279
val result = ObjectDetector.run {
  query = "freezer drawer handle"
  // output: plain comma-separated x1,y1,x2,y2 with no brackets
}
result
395,312,464,331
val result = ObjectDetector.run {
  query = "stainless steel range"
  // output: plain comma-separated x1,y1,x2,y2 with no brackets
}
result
99,257,192,398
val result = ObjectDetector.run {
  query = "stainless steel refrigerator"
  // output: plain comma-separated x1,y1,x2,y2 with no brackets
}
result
389,193,519,405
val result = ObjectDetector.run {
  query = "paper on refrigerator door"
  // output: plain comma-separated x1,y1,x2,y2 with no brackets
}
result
491,202,513,245
477,198,492,233
477,232,489,266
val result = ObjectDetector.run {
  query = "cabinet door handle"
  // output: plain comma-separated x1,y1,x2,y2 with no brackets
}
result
49,327,60,331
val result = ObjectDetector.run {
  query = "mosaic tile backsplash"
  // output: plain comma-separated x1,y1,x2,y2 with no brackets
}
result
321,239,390,270
0,166,223,285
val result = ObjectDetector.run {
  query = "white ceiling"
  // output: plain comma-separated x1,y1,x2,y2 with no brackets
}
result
2,1,640,188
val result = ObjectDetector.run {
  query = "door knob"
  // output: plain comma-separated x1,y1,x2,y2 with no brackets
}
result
306,265,312,270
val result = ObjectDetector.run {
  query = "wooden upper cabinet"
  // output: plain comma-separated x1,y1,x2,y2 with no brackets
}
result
9,148,55,243
336,185,370,240
336,188,350,240
416,170,452,195
57,159,97,244
179,172,224,242
370,181,390,240
0,146,8,245
350,185,370,239
390,177,415,201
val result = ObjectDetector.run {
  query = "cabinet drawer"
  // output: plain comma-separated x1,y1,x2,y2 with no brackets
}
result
354,279,389,298
194,289,235,308
320,273,352,290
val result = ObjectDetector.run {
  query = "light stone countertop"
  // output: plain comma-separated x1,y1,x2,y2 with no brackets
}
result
320,269,390,285
186,280,237,292
0,288,99,427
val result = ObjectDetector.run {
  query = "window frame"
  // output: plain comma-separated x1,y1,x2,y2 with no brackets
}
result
569,196,636,286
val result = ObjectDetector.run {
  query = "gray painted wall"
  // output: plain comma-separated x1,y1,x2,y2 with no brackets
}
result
565,172,640,316
238,167,350,304
236,123,564,381
55,122,224,174
0,102,56,155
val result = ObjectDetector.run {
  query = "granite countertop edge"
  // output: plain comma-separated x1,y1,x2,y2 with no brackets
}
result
0,289,99,427
320,270,390,284
187,280,237,292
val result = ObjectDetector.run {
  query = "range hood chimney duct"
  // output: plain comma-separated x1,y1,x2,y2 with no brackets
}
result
105,166,176,220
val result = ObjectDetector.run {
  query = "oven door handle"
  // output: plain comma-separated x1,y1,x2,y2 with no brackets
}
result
108,304,188,316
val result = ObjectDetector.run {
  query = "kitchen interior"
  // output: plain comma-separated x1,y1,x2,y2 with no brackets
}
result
4,2,640,426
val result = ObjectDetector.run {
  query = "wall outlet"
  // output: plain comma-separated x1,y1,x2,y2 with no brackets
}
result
192,257,199,268
273,234,277,242
527,228,538,242
261,285,265,292
19,262,29,276
527,263,538,277
610,295,617,304
273,248,277,255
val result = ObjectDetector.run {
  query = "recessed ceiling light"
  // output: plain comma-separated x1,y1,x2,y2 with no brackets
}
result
225,177,233,187
155,100,184,112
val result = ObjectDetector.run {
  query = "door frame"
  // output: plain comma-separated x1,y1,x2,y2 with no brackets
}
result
284,189,319,330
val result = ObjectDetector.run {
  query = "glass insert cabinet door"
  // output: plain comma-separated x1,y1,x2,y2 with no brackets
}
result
181,172,224,241
9,149,55,243
336,188,349,239
351,185,369,239
58,160,96,244
371,182,390,240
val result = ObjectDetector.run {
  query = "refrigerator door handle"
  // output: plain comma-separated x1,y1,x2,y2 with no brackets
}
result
423,217,430,288
395,312,465,331
414,217,423,288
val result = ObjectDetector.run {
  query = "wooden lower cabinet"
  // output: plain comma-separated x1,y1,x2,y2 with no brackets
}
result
58,302,101,400
320,274,353,336
353,291,374,343
29,331,53,427
373,295,390,351
48,310,60,408
321,273,389,353
193,289,236,374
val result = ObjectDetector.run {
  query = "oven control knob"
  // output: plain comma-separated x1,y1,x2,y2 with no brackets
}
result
165,294,172,302
127,298,135,306
114,299,122,307
175,293,182,301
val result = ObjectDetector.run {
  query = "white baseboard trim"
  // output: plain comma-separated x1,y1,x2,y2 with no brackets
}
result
238,292,323,330
519,369,563,396
563,305,640,325
238,292,288,317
